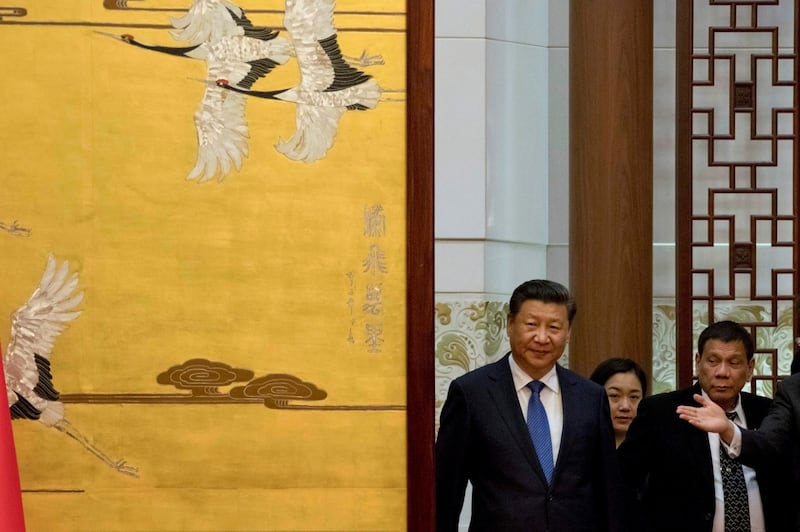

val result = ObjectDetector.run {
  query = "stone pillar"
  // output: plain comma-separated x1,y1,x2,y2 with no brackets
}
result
569,0,653,384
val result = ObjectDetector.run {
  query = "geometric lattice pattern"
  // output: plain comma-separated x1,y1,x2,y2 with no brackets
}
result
677,0,799,391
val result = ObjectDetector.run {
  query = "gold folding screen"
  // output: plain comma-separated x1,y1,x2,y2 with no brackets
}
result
0,1,434,530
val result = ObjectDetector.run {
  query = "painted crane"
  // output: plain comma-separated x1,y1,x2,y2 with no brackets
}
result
3,255,137,477
214,0,383,163
97,0,293,182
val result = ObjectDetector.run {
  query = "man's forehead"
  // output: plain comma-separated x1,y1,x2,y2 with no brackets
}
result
514,300,568,317
700,339,748,356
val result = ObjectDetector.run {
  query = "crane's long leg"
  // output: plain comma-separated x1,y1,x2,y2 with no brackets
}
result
53,419,139,478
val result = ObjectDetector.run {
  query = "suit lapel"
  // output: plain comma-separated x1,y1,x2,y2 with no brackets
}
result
682,385,715,487
740,393,766,427
486,354,546,480
555,366,577,468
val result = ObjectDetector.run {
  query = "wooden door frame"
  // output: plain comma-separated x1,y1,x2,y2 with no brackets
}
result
406,0,435,529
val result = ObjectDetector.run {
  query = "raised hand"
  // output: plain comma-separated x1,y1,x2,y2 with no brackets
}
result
677,393,736,444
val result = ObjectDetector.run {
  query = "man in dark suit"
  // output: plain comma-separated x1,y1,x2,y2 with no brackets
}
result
678,347,800,530
435,279,629,532
618,320,791,532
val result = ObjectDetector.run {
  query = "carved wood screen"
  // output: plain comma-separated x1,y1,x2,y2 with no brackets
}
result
676,0,800,393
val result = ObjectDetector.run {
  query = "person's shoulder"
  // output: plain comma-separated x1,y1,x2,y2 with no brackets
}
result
776,372,800,399
556,365,604,393
781,372,800,387
638,387,693,410
452,354,509,386
740,390,772,408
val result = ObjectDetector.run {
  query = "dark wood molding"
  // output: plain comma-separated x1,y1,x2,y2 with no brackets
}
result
675,0,694,389
406,0,435,529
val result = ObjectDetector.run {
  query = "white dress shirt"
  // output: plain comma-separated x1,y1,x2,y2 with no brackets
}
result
701,390,765,532
509,356,563,466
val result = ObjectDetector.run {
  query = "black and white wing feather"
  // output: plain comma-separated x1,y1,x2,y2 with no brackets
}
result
4,255,83,427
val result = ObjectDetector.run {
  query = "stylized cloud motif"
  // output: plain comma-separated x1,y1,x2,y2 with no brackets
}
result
230,374,327,408
156,358,254,396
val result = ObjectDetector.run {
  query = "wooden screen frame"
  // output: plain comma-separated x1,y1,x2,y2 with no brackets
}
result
406,0,435,529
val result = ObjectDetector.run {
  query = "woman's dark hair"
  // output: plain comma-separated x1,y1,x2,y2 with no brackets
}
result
589,357,648,396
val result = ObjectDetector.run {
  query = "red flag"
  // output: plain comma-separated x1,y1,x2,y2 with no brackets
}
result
0,344,25,531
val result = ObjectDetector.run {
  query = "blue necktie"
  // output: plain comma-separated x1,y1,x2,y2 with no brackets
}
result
527,380,554,484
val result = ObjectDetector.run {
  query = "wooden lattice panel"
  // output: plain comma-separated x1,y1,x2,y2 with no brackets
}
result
676,0,799,393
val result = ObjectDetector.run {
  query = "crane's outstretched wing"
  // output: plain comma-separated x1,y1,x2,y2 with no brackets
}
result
170,0,249,44
276,0,381,162
171,0,280,44
4,255,83,426
284,0,336,46
177,4,290,183
188,84,249,182
274,103,346,162
188,44,288,182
